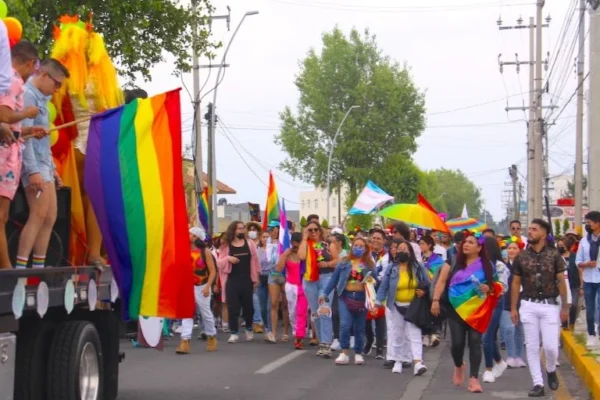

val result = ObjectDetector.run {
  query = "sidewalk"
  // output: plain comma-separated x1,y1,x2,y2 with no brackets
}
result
561,314,600,399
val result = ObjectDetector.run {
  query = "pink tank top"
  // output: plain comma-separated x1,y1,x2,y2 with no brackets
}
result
286,260,301,286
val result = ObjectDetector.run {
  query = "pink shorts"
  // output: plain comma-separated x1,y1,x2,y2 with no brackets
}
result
0,143,22,200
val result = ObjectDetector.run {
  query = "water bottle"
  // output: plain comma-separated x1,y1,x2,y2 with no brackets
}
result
471,275,485,298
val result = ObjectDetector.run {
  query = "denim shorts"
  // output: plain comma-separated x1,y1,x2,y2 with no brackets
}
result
268,272,285,285
21,168,53,187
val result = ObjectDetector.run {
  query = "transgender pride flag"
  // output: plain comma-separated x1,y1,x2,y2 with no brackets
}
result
348,181,394,215
278,199,291,254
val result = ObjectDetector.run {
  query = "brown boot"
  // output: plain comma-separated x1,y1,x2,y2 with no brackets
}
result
175,339,191,354
253,323,264,334
206,336,218,351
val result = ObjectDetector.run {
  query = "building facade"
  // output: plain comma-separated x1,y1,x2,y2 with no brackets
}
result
299,186,350,227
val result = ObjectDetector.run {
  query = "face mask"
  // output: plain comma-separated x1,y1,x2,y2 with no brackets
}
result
352,247,366,257
248,231,258,240
558,246,567,254
585,224,593,234
236,233,245,240
396,252,410,263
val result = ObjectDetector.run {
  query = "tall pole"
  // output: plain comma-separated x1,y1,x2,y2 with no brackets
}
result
528,16,536,222
510,165,519,220
589,4,600,210
326,105,360,223
209,11,259,233
575,0,586,232
533,0,545,218
192,0,203,196
205,103,214,233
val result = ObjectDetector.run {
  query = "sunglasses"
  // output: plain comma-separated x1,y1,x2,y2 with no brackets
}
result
307,228,319,233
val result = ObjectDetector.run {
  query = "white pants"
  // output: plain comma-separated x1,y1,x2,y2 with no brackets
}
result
285,282,298,331
387,306,422,362
520,300,560,386
181,284,216,339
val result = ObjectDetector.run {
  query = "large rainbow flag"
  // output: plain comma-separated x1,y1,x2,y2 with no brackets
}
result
197,186,209,234
84,89,195,321
448,257,502,333
262,171,280,231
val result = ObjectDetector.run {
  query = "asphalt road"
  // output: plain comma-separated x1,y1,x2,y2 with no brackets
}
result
117,331,591,400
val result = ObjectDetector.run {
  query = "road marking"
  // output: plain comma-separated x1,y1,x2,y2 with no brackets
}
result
255,350,307,374
398,342,446,400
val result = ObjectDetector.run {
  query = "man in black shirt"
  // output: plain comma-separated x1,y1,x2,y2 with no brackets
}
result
510,218,568,397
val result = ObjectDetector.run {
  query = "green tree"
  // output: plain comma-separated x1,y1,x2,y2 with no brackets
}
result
554,219,561,236
423,169,483,219
275,26,426,196
566,176,587,198
321,219,330,229
300,216,307,228
563,218,571,234
7,0,219,80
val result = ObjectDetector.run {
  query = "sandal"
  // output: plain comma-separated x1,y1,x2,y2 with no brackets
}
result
282,334,289,343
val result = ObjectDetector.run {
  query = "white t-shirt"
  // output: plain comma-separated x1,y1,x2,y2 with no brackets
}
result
0,22,12,95
434,244,448,261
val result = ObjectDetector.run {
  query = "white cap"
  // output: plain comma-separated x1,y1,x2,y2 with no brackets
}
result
331,227,343,235
189,226,206,241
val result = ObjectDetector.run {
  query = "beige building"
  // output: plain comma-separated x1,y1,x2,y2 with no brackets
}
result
299,186,350,227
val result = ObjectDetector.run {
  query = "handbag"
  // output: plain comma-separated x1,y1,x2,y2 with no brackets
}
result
404,295,433,331
342,295,366,313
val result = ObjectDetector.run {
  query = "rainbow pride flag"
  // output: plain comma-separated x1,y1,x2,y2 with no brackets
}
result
448,257,502,333
424,253,445,280
262,171,280,231
84,89,195,321
198,186,209,234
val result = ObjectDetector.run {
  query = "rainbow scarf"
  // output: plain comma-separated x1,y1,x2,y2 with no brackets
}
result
303,240,324,282
448,257,502,333
424,253,445,280
84,89,195,321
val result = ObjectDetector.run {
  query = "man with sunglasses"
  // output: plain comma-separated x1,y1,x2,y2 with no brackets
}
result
510,218,568,397
15,58,69,270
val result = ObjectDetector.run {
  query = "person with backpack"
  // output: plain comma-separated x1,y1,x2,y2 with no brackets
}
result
176,227,218,354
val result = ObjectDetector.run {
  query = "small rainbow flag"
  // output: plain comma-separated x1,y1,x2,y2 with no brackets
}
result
84,89,195,321
424,253,445,280
278,199,290,254
262,171,280,231
198,186,209,234
448,257,502,333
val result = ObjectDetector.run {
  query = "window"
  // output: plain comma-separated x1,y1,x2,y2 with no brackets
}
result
314,199,318,209
301,200,305,208
332,197,337,208
332,216,337,225
306,200,310,209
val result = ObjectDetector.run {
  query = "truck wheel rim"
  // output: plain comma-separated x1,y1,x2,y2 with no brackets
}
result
79,342,100,400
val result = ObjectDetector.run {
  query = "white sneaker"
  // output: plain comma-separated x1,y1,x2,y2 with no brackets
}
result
228,334,239,343
482,370,495,383
506,357,518,368
331,339,341,351
354,354,365,365
422,335,431,347
246,330,254,341
493,360,507,378
335,352,350,365
516,357,527,368
414,362,427,376
430,334,440,347
392,362,403,374
587,335,597,348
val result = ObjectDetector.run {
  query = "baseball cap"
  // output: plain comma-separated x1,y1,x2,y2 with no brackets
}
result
331,227,343,235
189,226,206,241
565,229,578,236
268,220,280,228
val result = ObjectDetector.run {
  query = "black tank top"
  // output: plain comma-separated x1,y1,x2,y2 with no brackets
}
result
229,239,251,279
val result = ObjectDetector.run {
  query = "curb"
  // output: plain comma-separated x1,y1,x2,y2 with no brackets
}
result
561,330,600,399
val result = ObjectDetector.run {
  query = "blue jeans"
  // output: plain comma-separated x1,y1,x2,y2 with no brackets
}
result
253,292,262,324
257,275,271,331
500,310,524,359
338,291,367,353
482,295,504,368
583,282,600,336
303,273,334,344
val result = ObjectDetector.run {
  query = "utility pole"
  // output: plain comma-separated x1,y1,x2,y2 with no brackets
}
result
533,0,545,219
509,165,520,220
192,0,203,197
575,0,586,232
588,2,600,210
205,103,216,233
498,13,553,223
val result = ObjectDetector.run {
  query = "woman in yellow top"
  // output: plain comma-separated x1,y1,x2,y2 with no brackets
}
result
375,239,431,376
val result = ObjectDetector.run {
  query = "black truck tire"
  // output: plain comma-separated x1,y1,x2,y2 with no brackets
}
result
14,320,56,400
46,321,104,400
88,311,120,400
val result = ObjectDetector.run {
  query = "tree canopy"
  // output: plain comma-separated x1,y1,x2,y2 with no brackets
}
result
7,0,219,81
422,168,483,219
276,26,426,195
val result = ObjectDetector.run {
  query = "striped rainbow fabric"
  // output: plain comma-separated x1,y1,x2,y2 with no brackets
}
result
262,171,280,230
424,253,445,280
84,89,195,320
448,257,502,333
198,186,209,234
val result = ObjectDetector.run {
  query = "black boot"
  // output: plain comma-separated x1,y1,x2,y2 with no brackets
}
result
528,385,545,397
547,370,559,390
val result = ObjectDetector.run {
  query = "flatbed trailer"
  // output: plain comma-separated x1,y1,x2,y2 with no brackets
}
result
0,265,122,400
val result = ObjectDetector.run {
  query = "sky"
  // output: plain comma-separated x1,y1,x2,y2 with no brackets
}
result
134,0,584,222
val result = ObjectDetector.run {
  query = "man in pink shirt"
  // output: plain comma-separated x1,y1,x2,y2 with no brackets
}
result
0,41,46,269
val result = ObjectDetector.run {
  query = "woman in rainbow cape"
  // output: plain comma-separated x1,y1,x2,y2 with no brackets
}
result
418,235,445,347
430,230,502,393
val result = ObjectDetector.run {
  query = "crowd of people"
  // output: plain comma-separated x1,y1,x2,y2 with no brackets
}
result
177,210,600,397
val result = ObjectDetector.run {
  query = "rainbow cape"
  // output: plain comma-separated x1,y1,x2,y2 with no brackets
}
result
84,89,195,321
425,253,445,280
448,257,502,333
262,171,279,231
303,240,323,282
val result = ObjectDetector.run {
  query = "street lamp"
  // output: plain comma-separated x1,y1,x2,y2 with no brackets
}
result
208,11,259,233
326,105,360,224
